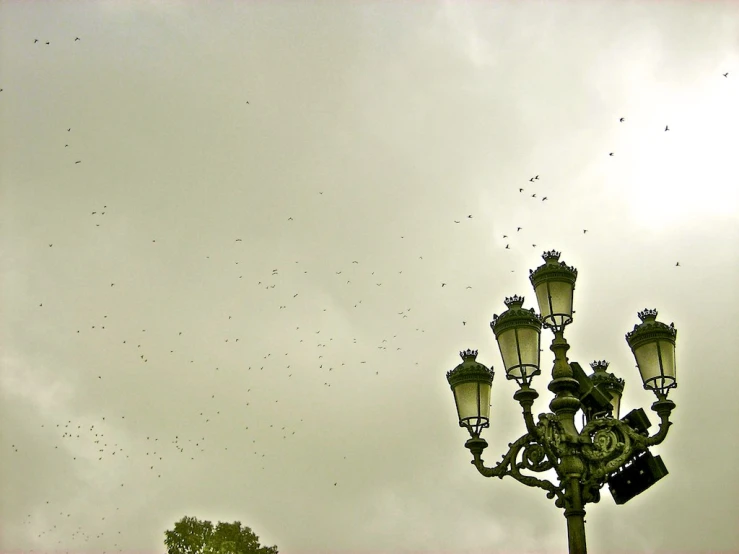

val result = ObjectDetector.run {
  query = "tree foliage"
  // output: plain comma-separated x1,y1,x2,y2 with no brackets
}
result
164,515,278,554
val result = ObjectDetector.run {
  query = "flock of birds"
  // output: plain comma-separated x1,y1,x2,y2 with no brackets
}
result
2,29,733,554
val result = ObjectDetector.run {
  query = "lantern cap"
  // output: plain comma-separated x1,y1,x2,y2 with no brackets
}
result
589,360,625,394
490,296,542,335
625,309,677,346
528,250,578,286
446,349,494,387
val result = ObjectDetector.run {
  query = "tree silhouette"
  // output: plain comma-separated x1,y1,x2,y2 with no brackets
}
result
164,516,278,554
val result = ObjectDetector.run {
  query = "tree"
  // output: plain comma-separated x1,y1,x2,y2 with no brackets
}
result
164,515,278,554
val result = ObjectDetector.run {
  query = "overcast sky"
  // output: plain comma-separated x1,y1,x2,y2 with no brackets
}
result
2,2,739,554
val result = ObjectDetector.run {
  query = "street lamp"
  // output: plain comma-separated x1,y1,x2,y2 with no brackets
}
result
445,250,679,554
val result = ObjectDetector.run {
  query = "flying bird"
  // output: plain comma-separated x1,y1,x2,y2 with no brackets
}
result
75,161,81,164
723,72,729,77
503,235,508,238
517,227,522,231
675,262,680,267
532,194,536,198
505,244,510,249
34,39,39,43
542,197,548,201
535,175,539,180
75,37,80,41
235,238,242,241
441,283,446,287
519,188,524,192
665,125,669,131
467,215,473,218
619,117,625,122
609,153,614,156
529,177,534,182
462,321,466,326
454,220,460,224
583,229,588,234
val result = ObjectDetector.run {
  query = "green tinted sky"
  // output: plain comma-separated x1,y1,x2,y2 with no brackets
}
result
1,1,738,553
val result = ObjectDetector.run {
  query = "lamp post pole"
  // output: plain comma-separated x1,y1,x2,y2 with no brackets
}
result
446,251,678,554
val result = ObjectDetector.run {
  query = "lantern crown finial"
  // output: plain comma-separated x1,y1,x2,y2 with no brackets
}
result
590,360,610,372
460,348,478,361
504,295,525,308
543,249,561,262
637,308,658,322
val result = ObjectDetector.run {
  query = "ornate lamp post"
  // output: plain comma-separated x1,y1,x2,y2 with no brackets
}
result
445,250,678,554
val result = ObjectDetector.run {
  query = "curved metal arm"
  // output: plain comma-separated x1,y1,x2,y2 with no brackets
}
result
646,397,676,447
468,433,564,503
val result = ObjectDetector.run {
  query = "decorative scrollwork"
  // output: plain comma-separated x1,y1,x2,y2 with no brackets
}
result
472,432,564,504
579,418,650,481
518,442,553,472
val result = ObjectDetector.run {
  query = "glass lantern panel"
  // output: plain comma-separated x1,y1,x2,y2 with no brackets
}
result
454,381,481,421
516,326,540,376
658,340,676,381
479,382,492,420
549,281,573,327
534,283,552,320
497,328,522,375
634,342,660,389
608,391,622,419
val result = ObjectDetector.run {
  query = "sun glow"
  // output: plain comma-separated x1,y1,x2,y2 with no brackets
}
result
620,84,739,231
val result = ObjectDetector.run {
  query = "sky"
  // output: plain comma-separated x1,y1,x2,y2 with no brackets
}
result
1,1,739,553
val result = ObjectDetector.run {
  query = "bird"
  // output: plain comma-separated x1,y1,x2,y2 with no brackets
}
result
49,244,53,247
467,215,472,219
75,37,80,41
675,262,680,267
441,283,446,287
723,72,729,77
519,188,524,192
505,244,510,249
517,227,522,231
542,197,548,201
45,42,49,45
619,117,625,122
609,152,614,156
454,220,460,224
110,283,114,287
288,217,293,220
34,39,38,43
529,177,534,182
532,244,537,248
583,229,588,234
665,125,669,131
502,235,508,238
535,175,539,180
532,194,536,198
235,239,242,241
462,321,466,326
466,286,472,289
67,128,71,132
75,161,81,164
